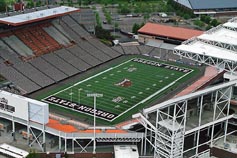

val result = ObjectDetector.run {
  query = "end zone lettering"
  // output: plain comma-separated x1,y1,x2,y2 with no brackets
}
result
43,96,117,121
132,58,191,73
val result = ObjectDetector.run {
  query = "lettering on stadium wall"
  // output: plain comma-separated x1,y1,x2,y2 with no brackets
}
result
43,96,117,121
0,97,15,113
132,58,192,73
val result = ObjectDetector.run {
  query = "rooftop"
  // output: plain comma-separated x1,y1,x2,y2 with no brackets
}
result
189,0,237,10
0,6,79,26
175,40,237,62
138,23,203,41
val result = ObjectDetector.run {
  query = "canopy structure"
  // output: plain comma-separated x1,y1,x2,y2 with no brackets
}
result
223,17,237,31
174,17,237,72
0,6,79,26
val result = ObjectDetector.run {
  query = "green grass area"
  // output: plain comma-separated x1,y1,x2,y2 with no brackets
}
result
39,56,200,125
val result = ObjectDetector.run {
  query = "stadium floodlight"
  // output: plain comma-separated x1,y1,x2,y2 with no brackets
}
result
86,93,103,154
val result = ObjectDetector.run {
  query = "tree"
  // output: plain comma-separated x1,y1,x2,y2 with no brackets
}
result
210,19,220,27
194,20,204,28
132,23,140,34
4,0,15,13
114,22,119,29
200,15,211,24
143,13,150,22
132,22,144,34
95,26,114,41
0,1,6,12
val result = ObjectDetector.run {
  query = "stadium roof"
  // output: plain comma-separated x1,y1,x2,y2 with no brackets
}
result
189,0,237,10
198,27,237,46
0,6,79,26
175,40,237,62
138,23,203,41
223,22,237,29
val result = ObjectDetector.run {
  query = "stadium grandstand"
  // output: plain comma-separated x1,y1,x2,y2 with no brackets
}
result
173,0,237,15
0,6,123,94
0,3,237,158
138,22,203,45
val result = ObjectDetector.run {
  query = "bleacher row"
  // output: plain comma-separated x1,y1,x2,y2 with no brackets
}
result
0,13,187,94
0,23,73,59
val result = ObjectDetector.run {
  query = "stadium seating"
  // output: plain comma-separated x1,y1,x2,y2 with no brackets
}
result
2,35,34,59
66,46,102,67
42,52,79,76
0,48,22,65
79,40,111,62
137,45,155,55
0,60,40,93
87,38,121,58
13,25,62,56
29,57,67,82
43,25,72,46
70,9,95,33
62,15,91,37
13,62,54,87
112,46,125,54
55,49,91,71
54,20,83,43
122,46,141,55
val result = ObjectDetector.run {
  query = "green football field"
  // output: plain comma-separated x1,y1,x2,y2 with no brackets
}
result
42,57,196,124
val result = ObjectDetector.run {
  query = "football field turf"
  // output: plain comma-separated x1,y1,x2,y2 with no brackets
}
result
42,57,196,124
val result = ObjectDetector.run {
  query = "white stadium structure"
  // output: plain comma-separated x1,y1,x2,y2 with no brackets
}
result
175,17,237,80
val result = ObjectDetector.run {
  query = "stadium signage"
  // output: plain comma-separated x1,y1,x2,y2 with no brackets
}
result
0,97,15,113
132,58,191,73
44,96,117,121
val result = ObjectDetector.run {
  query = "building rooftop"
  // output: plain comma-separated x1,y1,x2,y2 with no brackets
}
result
189,0,237,10
0,6,79,26
138,23,203,41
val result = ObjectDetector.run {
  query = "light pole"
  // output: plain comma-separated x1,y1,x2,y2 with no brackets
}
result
78,88,83,105
69,88,73,102
87,93,103,154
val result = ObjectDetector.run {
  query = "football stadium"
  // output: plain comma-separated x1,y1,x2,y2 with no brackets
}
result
0,3,237,158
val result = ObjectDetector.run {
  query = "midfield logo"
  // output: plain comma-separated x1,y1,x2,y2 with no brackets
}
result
115,78,132,87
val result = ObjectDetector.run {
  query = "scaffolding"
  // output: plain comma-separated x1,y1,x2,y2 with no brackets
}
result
133,80,237,158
